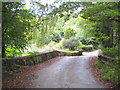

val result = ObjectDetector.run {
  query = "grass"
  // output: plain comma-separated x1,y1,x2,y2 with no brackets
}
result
59,48,74,53
93,60,119,85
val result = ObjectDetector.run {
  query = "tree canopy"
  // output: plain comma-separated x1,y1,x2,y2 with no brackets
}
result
2,1,120,60
2,2,34,57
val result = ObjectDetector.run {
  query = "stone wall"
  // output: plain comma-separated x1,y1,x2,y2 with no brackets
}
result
2,50,81,78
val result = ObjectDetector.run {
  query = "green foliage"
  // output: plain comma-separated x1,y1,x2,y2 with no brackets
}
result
102,67,118,84
93,61,119,85
81,2,119,21
2,2,34,57
79,37,97,46
56,39,64,48
100,47,118,59
82,45,93,52
59,48,73,53
3,1,119,60
64,28,76,39
49,2,82,16
5,46,23,57
75,40,93,52
75,17,95,38
46,31,61,43
32,16,59,47
48,41,56,46
74,41,83,51
80,2,119,58
27,51,39,55
62,37,78,50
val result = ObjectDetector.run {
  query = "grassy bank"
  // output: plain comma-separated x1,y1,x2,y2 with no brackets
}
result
92,60,119,88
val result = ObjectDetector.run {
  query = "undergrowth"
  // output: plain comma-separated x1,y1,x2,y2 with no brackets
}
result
93,61,119,86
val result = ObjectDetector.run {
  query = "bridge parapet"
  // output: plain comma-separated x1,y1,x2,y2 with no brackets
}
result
2,50,81,78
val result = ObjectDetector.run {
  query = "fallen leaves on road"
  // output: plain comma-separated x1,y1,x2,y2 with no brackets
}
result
3,56,64,88
88,57,114,89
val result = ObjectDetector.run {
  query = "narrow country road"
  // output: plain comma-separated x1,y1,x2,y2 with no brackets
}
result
30,56,105,88
3,50,105,88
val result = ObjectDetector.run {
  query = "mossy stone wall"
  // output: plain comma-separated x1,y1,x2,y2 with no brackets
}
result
2,50,81,78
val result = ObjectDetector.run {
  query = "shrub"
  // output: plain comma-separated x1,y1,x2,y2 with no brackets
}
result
62,37,78,50
48,41,56,46
74,41,84,51
56,39,64,48
6,46,23,57
93,61,119,85
82,45,93,51
78,37,98,49
75,42,93,52
100,46,118,59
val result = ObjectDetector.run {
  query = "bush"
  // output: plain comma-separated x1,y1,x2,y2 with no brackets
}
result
75,40,93,51
62,38,78,50
74,41,84,51
77,37,98,49
100,46,118,59
82,45,93,51
48,41,56,46
93,61,119,85
6,46,23,57
56,39,64,48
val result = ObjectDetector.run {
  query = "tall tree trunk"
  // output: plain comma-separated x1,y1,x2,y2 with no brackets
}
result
103,20,112,47
2,31,5,58
2,41,5,58
118,25,120,60
111,27,113,47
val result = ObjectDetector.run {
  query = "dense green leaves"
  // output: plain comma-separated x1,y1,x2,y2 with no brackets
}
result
62,37,78,50
2,1,119,60
81,2,119,21
64,28,76,39
2,2,34,57
80,2,119,58
2,1,119,87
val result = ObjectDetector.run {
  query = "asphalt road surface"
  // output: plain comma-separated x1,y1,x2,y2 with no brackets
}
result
30,56,105,88
3,50,106,88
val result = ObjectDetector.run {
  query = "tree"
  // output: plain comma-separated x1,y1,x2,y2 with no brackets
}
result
80,2,119,58
2,2,34,57
64,28,76,39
